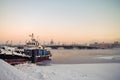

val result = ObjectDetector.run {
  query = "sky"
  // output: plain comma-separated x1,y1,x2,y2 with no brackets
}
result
0,0,120,44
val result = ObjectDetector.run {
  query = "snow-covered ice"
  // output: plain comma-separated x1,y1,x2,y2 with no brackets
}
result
96,55,120,60
0,59,120,80
15,63,120,80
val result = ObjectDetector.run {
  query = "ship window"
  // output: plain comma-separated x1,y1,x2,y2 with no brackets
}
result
36,50,42,56
32,43,35,45
42,50,44,55
24,50,31,55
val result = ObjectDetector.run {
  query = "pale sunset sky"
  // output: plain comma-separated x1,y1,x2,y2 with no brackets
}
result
0,0,120,44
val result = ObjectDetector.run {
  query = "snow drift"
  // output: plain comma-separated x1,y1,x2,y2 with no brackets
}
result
0,59,38,80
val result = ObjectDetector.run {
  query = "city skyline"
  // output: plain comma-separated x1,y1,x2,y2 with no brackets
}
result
0,0,120,44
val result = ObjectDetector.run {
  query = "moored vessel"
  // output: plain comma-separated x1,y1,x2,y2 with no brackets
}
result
0,33,52,64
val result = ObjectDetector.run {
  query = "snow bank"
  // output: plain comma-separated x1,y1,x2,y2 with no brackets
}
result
15,63,120,80
0,59,38,80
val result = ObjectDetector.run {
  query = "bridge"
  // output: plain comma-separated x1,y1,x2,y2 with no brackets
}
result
0,44,99,49
43,45,99,49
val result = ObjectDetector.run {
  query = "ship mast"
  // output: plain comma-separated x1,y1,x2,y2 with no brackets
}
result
29,33,34,41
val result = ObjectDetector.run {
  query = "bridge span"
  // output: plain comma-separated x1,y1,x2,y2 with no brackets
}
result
43,45,99,49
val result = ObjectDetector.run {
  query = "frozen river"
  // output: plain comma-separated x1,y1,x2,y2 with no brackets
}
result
50,48,120,64
0,49,120,80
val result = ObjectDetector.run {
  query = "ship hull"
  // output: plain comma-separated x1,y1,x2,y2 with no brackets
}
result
0,54,29,64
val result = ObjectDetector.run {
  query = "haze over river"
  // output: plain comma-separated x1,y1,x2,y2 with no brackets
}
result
50,49,120,64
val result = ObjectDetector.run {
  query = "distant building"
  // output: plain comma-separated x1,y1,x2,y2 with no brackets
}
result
89,42,113,49
50,39,54,45
112,41,120,48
